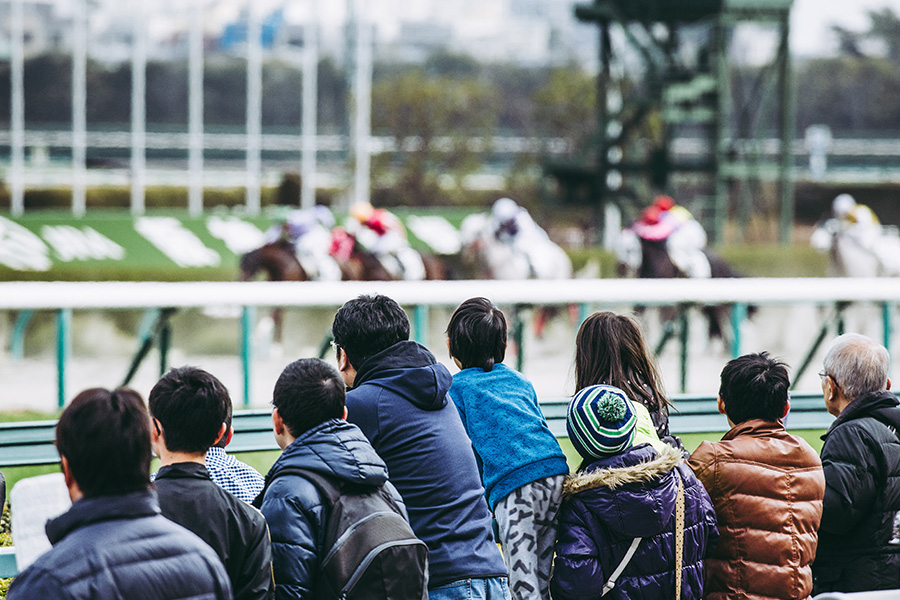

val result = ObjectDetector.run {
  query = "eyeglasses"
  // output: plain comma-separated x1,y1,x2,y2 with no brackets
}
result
818,371,839,388
330,339,341,352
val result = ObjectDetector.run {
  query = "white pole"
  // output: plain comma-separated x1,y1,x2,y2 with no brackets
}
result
188,0,205,216
10,0,25,217
300,0,318,209
130,0,147,216
351,0,371,207
245,1,263,215
72,0,88,217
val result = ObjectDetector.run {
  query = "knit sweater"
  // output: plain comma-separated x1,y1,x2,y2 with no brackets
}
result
450,363,569,509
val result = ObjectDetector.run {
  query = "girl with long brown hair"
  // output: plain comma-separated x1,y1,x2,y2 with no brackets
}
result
575,311,682,448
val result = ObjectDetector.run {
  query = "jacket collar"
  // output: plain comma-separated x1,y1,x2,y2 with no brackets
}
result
46,490,160,545
722,418,785,441
564,443,682,497
155,462,212,482
823,390,900,440
353,341,439,387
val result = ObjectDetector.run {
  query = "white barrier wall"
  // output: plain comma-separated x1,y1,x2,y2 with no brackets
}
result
2,278,900,310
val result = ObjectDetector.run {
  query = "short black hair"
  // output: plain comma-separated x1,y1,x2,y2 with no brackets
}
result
719,352,790,424
331,294,410,369
447,297,506,371
56,387,152,498
273,358,346,438
148,367,230,454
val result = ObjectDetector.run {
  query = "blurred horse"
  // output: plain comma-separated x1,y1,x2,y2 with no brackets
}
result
460,213,572,281
459,213,574,336
810,219,900,277
329,227,446,281
239,241,308,344
629,237,751,350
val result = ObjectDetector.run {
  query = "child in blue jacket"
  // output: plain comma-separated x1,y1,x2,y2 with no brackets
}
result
447,297,569,600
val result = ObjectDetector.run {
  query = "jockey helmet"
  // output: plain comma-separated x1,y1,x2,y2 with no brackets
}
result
641,206,662,225
833,193,856,218
653,195,676,212
491,197,519,223
350,201,375,223
632,206,675,241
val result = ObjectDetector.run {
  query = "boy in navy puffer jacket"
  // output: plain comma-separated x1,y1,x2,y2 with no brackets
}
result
550,385,718,600
447,298,569,600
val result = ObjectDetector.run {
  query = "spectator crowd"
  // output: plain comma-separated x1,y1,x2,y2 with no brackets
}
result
6,294,900,600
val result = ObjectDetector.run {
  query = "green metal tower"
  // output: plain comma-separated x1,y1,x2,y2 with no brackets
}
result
546,0,795,244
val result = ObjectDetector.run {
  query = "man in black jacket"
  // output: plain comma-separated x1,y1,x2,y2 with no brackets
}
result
8,387,232,600
151,367,274,600
814,333,900,593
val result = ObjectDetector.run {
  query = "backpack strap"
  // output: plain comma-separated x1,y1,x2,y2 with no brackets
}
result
601,537,642,597
252,466,346,509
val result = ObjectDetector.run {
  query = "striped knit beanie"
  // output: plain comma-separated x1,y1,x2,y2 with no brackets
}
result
567,384,637,459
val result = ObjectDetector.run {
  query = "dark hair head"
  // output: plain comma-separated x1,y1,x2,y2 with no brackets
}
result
575,311,670,416
719,352,790,424
447,297,507,371
273,358,346,438
332,294,410,368
148,367,230,454
56,387,152,498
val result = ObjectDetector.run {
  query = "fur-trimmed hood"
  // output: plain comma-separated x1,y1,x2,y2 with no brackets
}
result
565,442,682,495
563,443,686,539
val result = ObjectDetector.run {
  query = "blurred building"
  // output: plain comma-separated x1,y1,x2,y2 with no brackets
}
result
0,0,598,67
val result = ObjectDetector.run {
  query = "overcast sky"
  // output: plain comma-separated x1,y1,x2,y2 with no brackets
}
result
792,0,900,56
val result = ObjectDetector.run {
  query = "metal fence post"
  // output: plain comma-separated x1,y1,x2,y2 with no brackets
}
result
11,310,33,362
241,306,255,407
414,305,429,346
57,309,72,409
731,302,747,358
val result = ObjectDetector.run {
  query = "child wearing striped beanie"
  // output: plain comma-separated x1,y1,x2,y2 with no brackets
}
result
551,384,718,600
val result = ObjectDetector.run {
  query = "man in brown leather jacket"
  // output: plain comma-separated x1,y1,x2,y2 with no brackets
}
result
688,352,825,600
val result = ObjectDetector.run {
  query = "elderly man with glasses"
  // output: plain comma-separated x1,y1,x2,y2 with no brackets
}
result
813,333,900,595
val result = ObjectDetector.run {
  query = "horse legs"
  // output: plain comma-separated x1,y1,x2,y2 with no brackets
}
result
272,307,284,346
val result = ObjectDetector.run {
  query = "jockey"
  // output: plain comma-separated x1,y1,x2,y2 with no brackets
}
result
655,195,710,278
813,193,900,275
832,193,879,229
265,205,341,281
344,202,425,280
623,196,711,278
489,198,552,276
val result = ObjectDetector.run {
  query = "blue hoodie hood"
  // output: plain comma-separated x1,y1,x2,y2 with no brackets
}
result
352,341,452,411
271,418,389,487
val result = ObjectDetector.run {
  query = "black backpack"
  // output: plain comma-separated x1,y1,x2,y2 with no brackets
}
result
254,467,428,600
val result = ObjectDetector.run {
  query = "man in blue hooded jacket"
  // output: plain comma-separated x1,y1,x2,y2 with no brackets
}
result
332,294,510,600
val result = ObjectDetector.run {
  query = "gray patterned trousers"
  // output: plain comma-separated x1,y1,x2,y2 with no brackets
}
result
494,474,566,600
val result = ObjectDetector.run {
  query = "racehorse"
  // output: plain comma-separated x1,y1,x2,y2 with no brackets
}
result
459,212,574,336
810,219,900,277
632,237,751,350
329,227,446,281
459,213,572,281
239,241,308,345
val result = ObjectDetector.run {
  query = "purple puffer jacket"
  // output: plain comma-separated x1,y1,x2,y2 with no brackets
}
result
550,443,718,600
